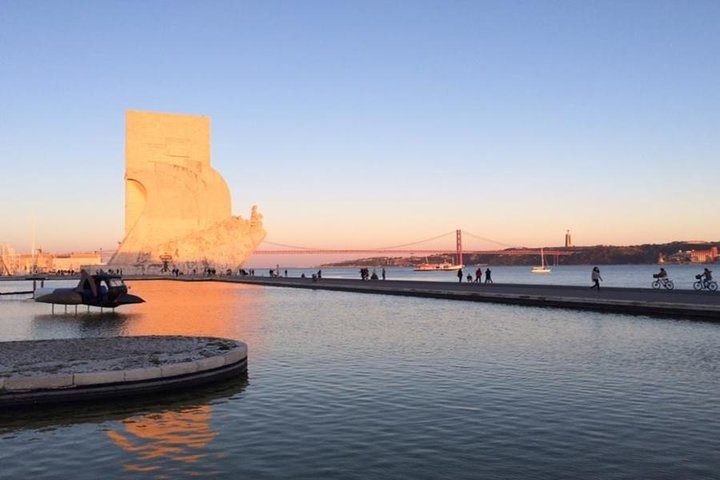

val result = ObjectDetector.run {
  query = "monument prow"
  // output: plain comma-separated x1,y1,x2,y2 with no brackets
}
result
109,111,265,272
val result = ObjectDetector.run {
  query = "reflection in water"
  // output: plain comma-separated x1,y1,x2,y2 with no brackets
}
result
20,280,267,352
1,281,261,476
0,376,247,477
30,311,129,338
107,406,217,474
0,376,247,435
123,281,265,338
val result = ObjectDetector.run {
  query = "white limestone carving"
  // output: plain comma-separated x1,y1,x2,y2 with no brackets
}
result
109,111,265,270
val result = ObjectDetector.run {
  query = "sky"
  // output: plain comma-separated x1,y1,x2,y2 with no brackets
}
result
0,0,718,262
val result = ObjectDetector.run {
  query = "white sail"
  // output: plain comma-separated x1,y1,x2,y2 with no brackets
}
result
531,247,552,273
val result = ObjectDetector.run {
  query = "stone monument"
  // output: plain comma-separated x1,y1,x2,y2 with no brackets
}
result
109,111,265,271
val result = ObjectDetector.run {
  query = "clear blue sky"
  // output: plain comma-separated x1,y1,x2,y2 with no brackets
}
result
1,0,718,255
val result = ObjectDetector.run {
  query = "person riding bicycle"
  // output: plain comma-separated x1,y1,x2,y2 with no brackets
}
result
703,268,713,284
651,268,672,290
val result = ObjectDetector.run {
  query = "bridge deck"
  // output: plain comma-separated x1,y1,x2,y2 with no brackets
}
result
214,277,720,320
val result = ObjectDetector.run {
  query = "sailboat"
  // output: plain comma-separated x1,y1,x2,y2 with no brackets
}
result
531,248,552,273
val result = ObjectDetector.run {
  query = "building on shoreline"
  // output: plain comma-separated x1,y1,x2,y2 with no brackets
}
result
0,247,102,275
0,244,17,275
660,246,719,264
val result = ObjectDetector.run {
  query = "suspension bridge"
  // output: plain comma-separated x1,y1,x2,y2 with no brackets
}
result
256,230,575,264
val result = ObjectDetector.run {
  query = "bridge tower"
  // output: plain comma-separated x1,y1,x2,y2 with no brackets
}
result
456,229,463,266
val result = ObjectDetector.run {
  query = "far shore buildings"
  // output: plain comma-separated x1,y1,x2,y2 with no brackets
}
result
0,246,102,275
661,246,719,264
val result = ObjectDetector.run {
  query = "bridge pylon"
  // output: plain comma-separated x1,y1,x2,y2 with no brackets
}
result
456,229,463,266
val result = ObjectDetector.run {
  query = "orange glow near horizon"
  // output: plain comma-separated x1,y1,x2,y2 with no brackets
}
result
4,198,719,256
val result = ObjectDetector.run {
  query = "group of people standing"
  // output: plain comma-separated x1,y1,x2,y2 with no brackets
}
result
456,267,493,283
360,268,386,281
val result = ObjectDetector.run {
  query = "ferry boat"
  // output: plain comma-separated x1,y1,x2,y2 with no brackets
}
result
414,262,463,271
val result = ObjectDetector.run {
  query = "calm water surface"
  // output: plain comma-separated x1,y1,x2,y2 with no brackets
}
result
1,280,720,479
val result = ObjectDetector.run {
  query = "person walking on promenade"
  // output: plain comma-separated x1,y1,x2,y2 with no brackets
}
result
590,266,602,290
475,267,482,283
485,268,493,284
457,268,463,283
382,268,386,280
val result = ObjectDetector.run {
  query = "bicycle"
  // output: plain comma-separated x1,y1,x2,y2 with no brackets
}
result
651,277,674,290
693,275,718,291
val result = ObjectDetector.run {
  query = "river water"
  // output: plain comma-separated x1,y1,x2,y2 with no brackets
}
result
1,276,720,479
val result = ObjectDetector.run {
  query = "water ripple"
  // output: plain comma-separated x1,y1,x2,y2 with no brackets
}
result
1,282,720,478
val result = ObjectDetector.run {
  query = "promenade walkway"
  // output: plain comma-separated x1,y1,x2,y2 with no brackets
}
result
223,277,720,320
4,274,719,320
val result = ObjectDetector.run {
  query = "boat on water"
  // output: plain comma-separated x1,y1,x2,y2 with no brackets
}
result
35,270,145,309
531,248,552,273
414,262,463,271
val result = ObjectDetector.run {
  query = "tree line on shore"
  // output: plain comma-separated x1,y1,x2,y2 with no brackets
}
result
322,241,720,267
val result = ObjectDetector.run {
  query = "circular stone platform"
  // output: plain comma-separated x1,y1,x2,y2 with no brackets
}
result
0,336,247,407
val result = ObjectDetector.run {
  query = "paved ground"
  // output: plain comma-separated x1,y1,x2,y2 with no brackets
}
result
220,277,720,320
0,336,248,406
0,336,239,377
3,274,719,319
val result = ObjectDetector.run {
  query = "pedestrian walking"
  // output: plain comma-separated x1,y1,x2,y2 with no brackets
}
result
382,268,386,280
457,268,463,283
590,266,602,290
475,267,482,283
485,268,493,284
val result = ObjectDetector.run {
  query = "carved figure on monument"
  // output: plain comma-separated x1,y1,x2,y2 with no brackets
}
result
109,111,266,270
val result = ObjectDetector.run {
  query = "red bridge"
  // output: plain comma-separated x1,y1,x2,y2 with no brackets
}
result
256,230,576,264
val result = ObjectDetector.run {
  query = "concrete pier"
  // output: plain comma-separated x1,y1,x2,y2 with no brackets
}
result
4,274,719,319
220,277,720,320
0,336,247,407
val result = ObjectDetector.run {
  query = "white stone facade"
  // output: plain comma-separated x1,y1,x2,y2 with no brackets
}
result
109,111,265,270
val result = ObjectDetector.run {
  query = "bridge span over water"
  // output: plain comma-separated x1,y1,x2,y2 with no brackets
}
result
256,230,576,262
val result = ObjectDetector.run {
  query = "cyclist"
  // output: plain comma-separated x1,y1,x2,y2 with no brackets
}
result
652,267,673,289
702,268,713,286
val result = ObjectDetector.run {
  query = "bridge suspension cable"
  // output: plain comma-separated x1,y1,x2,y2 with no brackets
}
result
258,229,566,255
372,230,456,251
461,230,521,249
262,230,457,252
261,240,321,250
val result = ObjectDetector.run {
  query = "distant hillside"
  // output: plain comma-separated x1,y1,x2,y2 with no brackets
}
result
321,241,720,267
